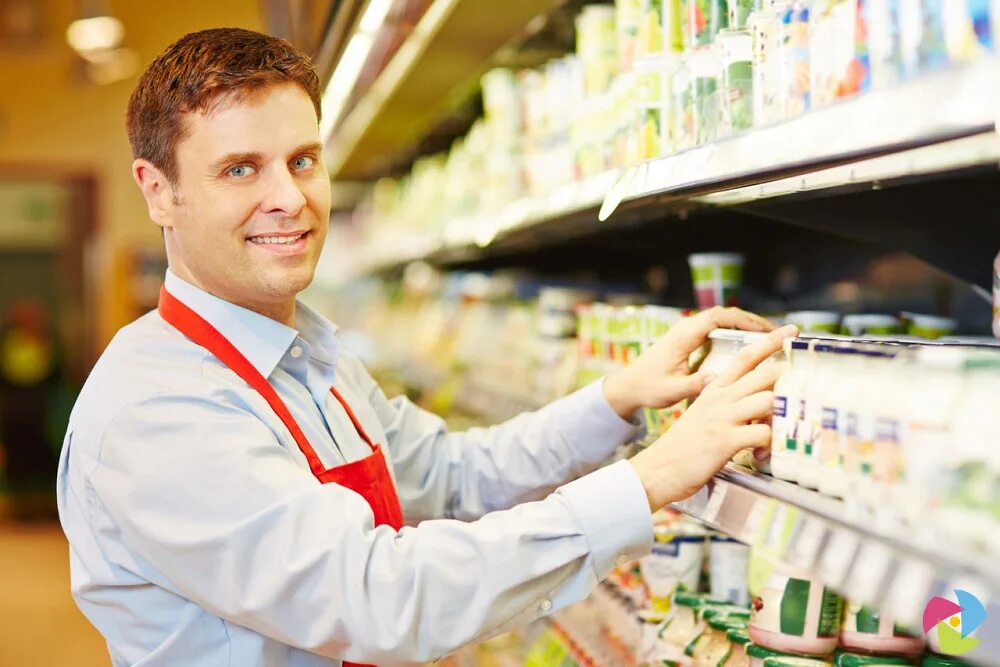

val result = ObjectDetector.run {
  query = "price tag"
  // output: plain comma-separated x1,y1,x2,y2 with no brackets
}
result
702,483,728,526
788,516,826,570
845,541,892,603
818,529,860,588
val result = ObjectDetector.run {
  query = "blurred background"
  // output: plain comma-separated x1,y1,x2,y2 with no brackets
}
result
2,0,1000,664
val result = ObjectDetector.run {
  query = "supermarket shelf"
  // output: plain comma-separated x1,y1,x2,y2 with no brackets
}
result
675,465,1000,665
325,0,563,179
602,59,1000,219
334,61,1000,287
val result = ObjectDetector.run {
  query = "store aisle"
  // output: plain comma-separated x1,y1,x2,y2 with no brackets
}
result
0,521,107,665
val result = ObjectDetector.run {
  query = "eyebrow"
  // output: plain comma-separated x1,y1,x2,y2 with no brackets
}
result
208,142,324,174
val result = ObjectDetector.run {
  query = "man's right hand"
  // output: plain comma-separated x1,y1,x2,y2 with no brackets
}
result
628,325,798,512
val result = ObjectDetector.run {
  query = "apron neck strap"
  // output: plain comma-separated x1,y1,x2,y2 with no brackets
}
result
158,286,329,478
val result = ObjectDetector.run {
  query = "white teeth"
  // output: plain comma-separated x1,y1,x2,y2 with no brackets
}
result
250,234,304,245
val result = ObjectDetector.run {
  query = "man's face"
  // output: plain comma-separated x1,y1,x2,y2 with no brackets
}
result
164,82,330,313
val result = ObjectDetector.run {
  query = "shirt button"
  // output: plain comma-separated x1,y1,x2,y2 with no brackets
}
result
290,346,303,359
539,599,552,613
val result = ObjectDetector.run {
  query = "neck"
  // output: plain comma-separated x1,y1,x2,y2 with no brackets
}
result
251,299,296,328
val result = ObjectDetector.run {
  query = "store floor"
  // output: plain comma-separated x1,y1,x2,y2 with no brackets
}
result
0,521,108,665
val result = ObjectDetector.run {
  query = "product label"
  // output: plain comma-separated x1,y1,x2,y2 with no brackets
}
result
754,573,843,639
773,395,788,418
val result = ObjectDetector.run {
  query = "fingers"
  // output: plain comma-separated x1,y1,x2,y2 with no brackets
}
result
716,325,798,386
727,361,786,398
732,423,772,450
730,390,775,423
701,306,778,334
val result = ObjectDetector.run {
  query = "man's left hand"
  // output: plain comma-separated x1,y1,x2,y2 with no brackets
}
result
602,306,778,420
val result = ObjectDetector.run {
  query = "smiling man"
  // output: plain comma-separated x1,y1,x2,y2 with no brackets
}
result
57,28,793,667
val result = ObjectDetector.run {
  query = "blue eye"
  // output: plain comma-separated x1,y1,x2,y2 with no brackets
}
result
228,165,255,178
292,155,315,170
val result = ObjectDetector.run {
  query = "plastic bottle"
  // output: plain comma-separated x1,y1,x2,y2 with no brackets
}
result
797,343,834,490
818,346,856,498
771,338,808,482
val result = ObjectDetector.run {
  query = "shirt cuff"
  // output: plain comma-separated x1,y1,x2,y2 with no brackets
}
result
552,380,643,462
556,459,654,579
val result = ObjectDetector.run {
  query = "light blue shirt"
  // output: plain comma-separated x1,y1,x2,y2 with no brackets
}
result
56,270,654,666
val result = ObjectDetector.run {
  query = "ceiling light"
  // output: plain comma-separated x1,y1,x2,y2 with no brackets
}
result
66,15,123,55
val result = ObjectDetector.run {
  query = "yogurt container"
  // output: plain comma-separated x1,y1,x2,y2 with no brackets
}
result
815,346,852,497
748,3,784,126
689,45,723,145
763,659,833,667
834,654,912,667
749,561,843,655
839,601,926,656
641,527,708,612
662,592,716,649
922,655,974,667
718,28,754,135
689,253,745,309
902,313,957,340
747,644,800,667
771,338,809,482
728,628,753,664
710,535,751,606
693,615,751,665
785,311,840,334
840,314,902,337
778,1,811,119
797,343,835,490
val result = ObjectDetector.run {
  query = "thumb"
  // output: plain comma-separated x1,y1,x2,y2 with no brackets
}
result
662,370,714,403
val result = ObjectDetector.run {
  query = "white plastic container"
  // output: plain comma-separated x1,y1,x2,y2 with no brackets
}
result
840,600,925,657
749,560,843,656
818,347,864,498
898,347,966,535
641,527,707,611
797,343,835,490
710,535,751,607
771,338,810,482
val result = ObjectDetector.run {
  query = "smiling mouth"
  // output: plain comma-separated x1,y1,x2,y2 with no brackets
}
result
247,231,308,245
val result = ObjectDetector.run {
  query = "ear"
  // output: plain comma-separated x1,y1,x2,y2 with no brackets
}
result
132,159,178,229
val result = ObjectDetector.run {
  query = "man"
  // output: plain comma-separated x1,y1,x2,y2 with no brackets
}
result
57,28,793,666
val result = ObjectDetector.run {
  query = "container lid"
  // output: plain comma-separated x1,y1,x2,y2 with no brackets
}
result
709,328,766,344
708,615,750,631
727,628,751,645
688,252,744,266
763,658,832,667
842,314,900,327
835,654,913,667
702,605,751,621
747,644,797,658
673,592,704,607
922,656,974,667
786,310,841,324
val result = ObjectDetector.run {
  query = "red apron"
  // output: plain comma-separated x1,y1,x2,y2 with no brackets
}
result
159,286,403,666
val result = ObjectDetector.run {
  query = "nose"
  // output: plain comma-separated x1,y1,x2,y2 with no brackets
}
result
260,164,306,217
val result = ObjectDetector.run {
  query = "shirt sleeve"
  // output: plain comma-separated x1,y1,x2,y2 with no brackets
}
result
353,362,644,522
90,392,653,665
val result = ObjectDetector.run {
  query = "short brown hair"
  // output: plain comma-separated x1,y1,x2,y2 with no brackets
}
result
126,28,321,184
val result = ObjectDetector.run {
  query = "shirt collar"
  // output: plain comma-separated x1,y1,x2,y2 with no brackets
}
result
163,269,324,379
